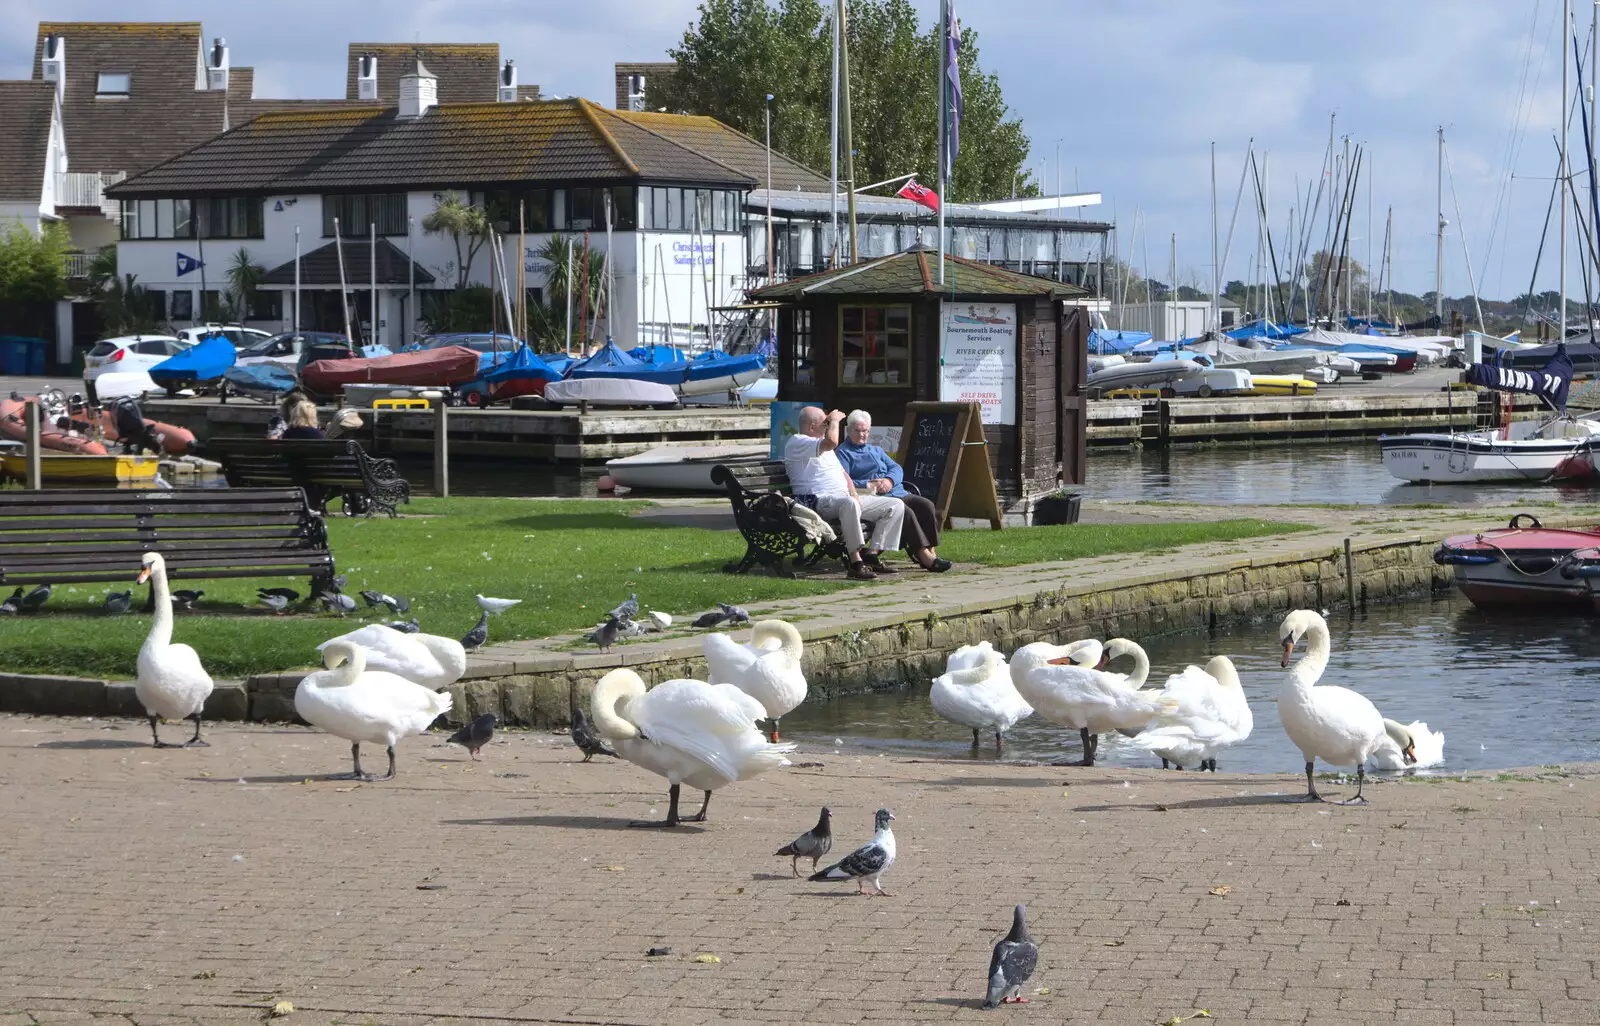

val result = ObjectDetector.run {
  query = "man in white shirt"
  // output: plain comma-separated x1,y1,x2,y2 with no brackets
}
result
783,406,905,580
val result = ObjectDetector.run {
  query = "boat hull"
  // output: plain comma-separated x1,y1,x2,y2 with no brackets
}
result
605,444,768,492
0,452,159,485
1381,433,1596,483
0,398,109,454
1435,523,1600,609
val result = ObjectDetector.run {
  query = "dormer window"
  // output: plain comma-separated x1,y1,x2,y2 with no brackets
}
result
96,72,130,97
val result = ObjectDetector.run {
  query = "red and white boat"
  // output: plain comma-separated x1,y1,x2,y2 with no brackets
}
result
1433,514,1600,609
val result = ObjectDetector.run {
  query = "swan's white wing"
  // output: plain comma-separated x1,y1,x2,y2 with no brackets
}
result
739,649,808,718
703,632,760,685
945,641,995,673
1158,666,1225,721
630,678,766,781
162,642,213,689
1313,684,1386,744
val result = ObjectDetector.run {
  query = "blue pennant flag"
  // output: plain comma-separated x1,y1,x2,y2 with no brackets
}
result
176,252,204,277
944,3,963,179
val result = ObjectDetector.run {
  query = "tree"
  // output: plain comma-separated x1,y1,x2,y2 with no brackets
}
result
0,221,70,305
422,193,493,290
651,0,1037,203
526,235,609,349
226,248,266,322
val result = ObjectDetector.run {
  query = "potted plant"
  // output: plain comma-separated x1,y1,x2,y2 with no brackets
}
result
1031,488,1081,526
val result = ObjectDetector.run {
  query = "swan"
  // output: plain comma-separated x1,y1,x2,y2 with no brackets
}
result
1129,656,1253,771
1010,641,1176,766
1100,637,1166,738
702,620,806,741
1278,609,1386,803
315,624,466,689
1370,718,1446,770
133,552,214,748
295,640,453,781
589,668,796,827
930,642,1032,748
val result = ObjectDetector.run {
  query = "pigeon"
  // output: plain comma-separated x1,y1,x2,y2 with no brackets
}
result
615,618,650,638
331,573,348,590
460,612,489,652
386,618,421,633
258,593,290,614
258,587,300,603
569,706,617,762
103,590,133,615
319,591,357,614
20,584,51,612
0,587,21,614
983,905,1040,1008
476,594,521,615
170,589,204,610
718,602,750,624
608,593,639,622
647,610,673,631
774,807,833,877
692,609,730,628
447,713,496,760
360,590,409,614
587,615,622,652
809,808,897,896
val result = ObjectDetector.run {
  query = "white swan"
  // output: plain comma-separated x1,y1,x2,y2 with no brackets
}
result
295,640,454,781
930,642,1033,748
1102,637,1167,738
1370,718,1446,770
590,668,796,826
1010,640,1176,766
133,552,214,748
1278,609,1386,803
1130,656,1253,771
315,624,466,689
702,620,807,740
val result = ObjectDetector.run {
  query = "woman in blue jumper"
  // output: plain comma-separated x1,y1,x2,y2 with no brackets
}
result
837,410,951,572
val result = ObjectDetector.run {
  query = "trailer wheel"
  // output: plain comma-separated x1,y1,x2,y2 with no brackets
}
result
1197,383,1214,398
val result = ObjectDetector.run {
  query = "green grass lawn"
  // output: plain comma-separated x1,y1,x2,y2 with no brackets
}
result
0,498,1306,679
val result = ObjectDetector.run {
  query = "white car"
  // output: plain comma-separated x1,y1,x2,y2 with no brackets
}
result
175,325,273,348
83,335,191,399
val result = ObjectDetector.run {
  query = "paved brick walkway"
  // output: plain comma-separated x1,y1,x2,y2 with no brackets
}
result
2,715,1596,1025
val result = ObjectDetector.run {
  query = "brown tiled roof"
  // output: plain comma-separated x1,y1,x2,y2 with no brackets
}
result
610,109,828,191
613,61,678,109
260,239,436,287
110,98,759,197
345,44,500,104
751,249,1088,300
226,66,253,101
0,81,57,203
32,22,228,175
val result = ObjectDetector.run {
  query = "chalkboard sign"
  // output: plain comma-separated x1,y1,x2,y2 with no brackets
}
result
897,402,1004,530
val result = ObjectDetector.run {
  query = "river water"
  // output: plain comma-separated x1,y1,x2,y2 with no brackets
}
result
781,593,1600,774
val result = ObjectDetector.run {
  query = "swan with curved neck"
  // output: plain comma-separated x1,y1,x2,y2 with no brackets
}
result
930,642,1032,749
591,668,795,827
1278,609,1386,803
133,552,214,748
1010,638,1176,766
316,624,467,688
1371,717,1446,770
1130,655,1253,771
295,639,454,781
702,619,807,741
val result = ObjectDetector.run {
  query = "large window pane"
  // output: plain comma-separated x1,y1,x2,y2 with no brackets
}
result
666,187,683,231
570,188,593,229
610,186,636,230
527,189,550,232
138,199,156,239
173,199,191,238
652,187,669,230
839,303,912,387
155,199,174,238
694,189,712,231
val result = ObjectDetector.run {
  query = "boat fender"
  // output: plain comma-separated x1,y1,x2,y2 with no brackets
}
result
1432,548,1497,566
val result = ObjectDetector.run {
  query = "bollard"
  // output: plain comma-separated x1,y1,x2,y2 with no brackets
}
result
433,401,449,498
1343,538,1355,609
24,400,41,491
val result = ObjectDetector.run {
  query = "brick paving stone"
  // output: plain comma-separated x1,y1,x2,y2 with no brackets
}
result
0,715,1597,1025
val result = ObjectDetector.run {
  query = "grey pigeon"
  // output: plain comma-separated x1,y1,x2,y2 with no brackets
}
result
257,587,300,603
386,618,421,633
569,706,617,762
331,573,347,590
692,609,730,628
360,590,409,614
809,808,896,896
170,589,203,610
258,593,290,614
717,602,750,624
104,590,132,615
0,587,22,614
587,615,622,652
319,591,357,614
774,807,833,877
20,584,51,611
447,714,496,760
460,612,488,652
983,904,1039,1008
608,593,639,622
615,618,649,638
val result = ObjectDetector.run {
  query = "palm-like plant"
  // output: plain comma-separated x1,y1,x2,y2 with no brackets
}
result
226,248,266,322
422,193,493,290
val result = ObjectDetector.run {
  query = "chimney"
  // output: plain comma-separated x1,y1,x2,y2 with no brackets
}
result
627,73,646,112
41,34,65,101
207,37,229,91
498,59,518,102
397,57,437,118
357,52,378,101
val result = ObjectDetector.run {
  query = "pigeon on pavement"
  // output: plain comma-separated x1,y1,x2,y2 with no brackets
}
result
476,594,521,615
809,808,897,896
569,706,617,762
718,602,750,624
983,904,1039,1008
774,807,833,877
20,584,51,611
447,714,496,759
647,610,672,630
692,609,730,628
587,616,623,652
460,612,489,652
608,593,639,622
103,590,132,615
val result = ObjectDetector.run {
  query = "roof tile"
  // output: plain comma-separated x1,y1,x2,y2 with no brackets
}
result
0,81,57,203
751,250,1089,300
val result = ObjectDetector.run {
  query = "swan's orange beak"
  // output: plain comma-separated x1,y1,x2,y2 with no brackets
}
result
1280,638,1295,667
1403,743,1417,765
1095,652,1109,669
135,566,152,585
1047,655,1076,665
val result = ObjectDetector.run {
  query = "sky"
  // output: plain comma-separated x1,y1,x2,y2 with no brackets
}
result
0,0,1585,300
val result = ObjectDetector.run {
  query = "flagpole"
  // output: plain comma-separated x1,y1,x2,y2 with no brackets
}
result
840,0,857,264
334,217,352,344
293,226,300,334
937,0,948,286
830,5,840,267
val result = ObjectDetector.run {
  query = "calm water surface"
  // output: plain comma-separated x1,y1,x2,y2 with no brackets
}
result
781,594,1600,773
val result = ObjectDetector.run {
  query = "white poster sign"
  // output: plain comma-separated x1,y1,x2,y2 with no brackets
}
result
940,302,1017,425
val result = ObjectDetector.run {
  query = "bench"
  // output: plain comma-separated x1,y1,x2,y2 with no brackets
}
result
711,461,916,576
0,488,337,598
204,437,411,518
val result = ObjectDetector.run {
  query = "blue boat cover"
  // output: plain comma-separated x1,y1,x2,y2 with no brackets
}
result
1089,328,1153,354
1227,319,1306,341
569,339,766,385
629,344,688,365
223,363,298,397
1467,342,1574,410
542,354,576,378
149,335,236,383
483,345,557,384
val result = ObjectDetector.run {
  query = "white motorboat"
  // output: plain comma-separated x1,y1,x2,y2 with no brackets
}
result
606,443,768,491
1381,414,1600,483
1088,358,1201,391
1172,368,1253,397
543,378,680,408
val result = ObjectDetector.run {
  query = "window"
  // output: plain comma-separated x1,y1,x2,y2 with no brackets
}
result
134,339,170,356
652,187,669,230
247,292,283,321
196,197,263,239
569,187,594,229
170,290,193,321
788,308,813,386
96,72,130,97
666,187,683,231
322,193,406,237
839,304,911,387
200,290,228,320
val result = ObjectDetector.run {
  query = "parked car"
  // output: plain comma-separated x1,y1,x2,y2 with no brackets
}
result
175,325,273,348
411,333,522,355
235,331,350,373
83,335,191,400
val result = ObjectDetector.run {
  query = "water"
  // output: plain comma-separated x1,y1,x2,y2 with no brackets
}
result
1086,443,1600,506
781,594,1600,774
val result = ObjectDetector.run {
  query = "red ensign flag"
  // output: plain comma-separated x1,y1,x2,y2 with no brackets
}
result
896,178,940,212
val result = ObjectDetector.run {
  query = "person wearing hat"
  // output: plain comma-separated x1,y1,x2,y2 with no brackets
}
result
326,408,364,440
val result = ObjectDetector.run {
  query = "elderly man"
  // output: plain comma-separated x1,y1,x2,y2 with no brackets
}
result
784,407,905,580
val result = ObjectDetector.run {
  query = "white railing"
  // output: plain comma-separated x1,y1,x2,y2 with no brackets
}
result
64,251,95,278
54,171,125,219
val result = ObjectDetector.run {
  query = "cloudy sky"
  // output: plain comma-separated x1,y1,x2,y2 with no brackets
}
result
0,0,1584,299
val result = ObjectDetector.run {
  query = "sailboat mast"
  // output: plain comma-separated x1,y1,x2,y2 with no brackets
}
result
1384,205,1395,326
1562,0,1572,339
1366,151,1373,325
1210,142,1219,332
1435,126,1445,326
839,0,858,265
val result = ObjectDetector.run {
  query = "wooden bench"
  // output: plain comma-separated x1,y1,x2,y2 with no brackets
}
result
0,488,337,597
711,460,914,576
204,438,411,518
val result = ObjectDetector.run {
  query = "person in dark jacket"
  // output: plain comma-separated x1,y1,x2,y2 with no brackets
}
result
280,398,325,440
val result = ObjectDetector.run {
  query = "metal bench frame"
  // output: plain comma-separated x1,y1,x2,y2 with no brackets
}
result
711,462,900,576
205,438,412,518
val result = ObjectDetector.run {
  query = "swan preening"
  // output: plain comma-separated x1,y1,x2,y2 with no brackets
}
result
133,552,214,748
590,668,795,826
1371,718,1446,771
295,640,453,781
315,624,467,689
1278,609,1386,803
703,620,807,741
1128,656,1253,771
929,642,1032,749
1009,639,1176,766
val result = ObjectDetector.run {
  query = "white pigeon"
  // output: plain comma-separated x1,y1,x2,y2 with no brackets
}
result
1129,655,1253,771
647,610,673,630
476,594,521,615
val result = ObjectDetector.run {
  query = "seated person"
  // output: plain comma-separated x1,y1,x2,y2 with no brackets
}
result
784,406,917,580
280,398,325,440
837,410,951,573
326,408,364,440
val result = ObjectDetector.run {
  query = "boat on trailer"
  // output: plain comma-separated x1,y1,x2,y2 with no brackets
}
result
1435,514,1600,609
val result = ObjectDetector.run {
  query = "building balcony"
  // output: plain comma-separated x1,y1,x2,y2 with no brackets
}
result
54,171,126,219
64,251,96,278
